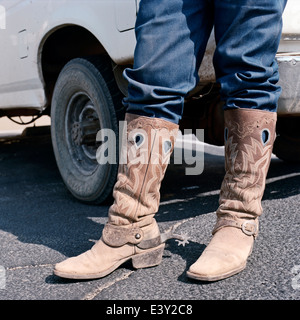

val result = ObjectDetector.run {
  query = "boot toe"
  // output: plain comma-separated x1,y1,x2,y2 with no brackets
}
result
187,249,246,282
54,254,89,279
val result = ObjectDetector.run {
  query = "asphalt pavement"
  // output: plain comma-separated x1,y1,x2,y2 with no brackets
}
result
0,126,299,302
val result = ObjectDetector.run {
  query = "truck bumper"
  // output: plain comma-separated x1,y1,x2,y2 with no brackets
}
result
277,55,300,116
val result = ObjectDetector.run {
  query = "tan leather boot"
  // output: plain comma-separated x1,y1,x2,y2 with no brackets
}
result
187,109,276,281
54,114,178,279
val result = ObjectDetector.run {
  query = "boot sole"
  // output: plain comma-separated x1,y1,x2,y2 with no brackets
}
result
53,244,165,280
186,262,246,282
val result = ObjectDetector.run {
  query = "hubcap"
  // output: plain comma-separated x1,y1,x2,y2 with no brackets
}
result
65,92,101,175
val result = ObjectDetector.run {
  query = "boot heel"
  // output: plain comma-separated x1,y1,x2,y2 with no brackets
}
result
132,244,165,269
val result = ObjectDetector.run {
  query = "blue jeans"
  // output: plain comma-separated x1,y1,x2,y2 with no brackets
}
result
123,0,287,124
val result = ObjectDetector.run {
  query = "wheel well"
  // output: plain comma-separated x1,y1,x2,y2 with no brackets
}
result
41,25,106,110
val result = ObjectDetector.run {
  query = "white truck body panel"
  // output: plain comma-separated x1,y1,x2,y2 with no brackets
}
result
0,0,299,115
0,0,137,111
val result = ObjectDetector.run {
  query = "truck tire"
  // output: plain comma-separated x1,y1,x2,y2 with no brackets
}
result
51,56,125,204
273,117,300,163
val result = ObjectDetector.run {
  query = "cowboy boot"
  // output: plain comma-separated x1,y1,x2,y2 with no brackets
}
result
54,113,179,279
187,108,276,281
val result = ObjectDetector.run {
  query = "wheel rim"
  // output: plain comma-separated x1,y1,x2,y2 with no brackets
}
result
65,92,102,176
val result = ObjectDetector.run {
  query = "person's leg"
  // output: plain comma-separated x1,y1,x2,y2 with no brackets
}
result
123,0,214,124
54,0,214,279
214,0,287,113
187,0,287,281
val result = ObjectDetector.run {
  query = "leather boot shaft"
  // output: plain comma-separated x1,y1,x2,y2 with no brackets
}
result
215,109,277,235
109,113,178,227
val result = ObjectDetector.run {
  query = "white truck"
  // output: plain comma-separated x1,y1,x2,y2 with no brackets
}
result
0,0,299,204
